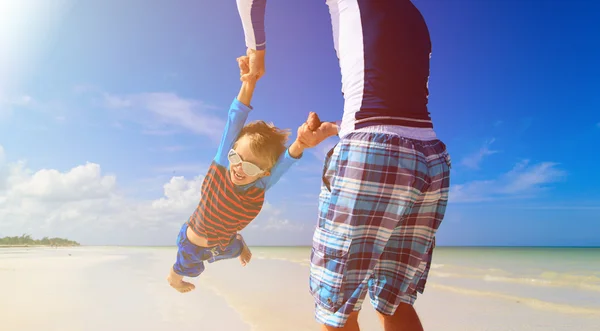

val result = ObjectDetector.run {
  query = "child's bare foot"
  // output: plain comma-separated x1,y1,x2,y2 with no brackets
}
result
239,245,252,266
167,267,195,293
237,234,252,266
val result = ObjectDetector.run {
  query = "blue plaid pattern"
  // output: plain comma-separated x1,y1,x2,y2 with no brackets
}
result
173,223,244,277
309,131,451,327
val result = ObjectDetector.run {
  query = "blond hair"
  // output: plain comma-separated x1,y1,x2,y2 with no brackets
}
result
234,120,290,170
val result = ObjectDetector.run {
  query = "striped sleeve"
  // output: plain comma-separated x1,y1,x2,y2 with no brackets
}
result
236,0,267,50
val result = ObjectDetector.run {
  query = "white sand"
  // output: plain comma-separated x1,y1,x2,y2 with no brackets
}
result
1,247,598,331
0,247,250,331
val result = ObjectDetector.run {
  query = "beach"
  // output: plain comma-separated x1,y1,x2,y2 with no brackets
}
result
1,246,598,331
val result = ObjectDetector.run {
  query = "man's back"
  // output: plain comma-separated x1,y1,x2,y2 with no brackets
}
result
327,0,434,137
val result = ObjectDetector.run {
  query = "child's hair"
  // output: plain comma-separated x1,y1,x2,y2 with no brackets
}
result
234,120,290,170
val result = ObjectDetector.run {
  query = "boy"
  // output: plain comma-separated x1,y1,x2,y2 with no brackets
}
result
167,56,334,293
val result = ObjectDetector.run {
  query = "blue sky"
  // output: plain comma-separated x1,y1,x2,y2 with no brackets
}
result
0,0,598,246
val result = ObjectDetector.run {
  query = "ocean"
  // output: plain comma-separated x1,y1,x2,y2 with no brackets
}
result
1,246,598,330
251,246,600,313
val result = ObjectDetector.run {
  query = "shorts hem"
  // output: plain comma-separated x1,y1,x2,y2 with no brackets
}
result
172,263,203,278
314,303,354,328
371,293,417,317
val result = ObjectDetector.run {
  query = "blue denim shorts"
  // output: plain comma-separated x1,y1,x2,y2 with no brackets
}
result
172,223,244,277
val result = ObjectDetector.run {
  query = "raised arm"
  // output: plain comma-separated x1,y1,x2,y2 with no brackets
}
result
236,75,257,106
236,0,267,51
236,0,267,81
214,60,259,166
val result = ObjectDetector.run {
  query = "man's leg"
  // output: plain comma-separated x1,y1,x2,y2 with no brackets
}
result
377,303,424,331
309,132,425,330
368,139,451,331
320,312,359,331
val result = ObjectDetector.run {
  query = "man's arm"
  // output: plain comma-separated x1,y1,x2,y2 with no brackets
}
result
213,80,258,166
236,0,267,81
236,0,267,51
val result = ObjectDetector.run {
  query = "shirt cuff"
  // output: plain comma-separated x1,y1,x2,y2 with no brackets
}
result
285,148,302,160
231,97,253,112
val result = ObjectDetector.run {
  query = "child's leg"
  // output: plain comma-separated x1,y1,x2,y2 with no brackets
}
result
168,247,205,293
236,233,252,267
168,266,197,293
167,224,206,293
206,234,252,266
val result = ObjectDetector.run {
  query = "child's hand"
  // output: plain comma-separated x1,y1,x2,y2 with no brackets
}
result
237,56,250,77
241,48,266,82
296,112,338,149
306,112,321,131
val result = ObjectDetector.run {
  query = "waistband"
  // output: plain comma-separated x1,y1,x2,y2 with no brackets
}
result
340,124,437,141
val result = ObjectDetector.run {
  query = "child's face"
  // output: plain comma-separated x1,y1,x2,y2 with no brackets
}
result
228,136,270,186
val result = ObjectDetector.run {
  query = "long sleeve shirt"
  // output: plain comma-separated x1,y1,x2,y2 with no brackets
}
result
235,0,435,138
187,97,300,248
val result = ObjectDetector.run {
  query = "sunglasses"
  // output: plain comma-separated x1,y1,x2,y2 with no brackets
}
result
227,149,265,177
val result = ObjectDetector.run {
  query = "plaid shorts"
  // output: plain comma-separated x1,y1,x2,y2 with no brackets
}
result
309,131,451,327
173,223,244,277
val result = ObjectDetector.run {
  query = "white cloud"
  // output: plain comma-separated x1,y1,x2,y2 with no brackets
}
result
8,162,116,202
291,137,338,175
309,137,337,161
450,160,566,203
104,92,225,140
0,145,6,191
240,201,312,246
0,94,72,126
0,145,298,245
460,138,499,169
0,94,34,119
499,160,566,194
151,175,203,213
249,202,304,232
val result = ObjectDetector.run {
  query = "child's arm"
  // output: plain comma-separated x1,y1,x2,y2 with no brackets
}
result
213,73,258,166
261,113,338,191
261,140,305,191
236,76,257,107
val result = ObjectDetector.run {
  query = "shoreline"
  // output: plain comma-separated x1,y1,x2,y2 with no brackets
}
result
0,245,80,248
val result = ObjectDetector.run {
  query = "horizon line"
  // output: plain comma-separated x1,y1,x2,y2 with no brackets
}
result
73,245,600,249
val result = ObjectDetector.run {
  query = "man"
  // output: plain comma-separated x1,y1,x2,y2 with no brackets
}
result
235,1,451,330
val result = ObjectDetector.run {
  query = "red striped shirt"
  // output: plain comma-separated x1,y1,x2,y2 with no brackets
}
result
188,162,265,249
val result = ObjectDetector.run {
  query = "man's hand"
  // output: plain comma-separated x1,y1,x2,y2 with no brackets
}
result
296,112,338,149
241,48,266,82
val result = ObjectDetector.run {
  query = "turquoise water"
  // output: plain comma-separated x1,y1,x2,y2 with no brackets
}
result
248,246,600,313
